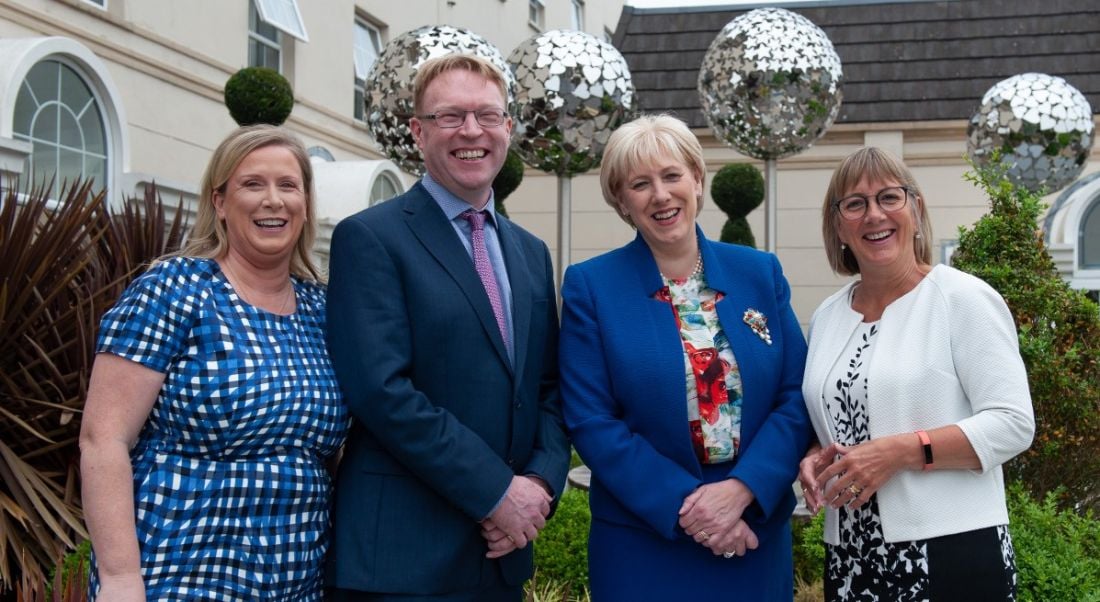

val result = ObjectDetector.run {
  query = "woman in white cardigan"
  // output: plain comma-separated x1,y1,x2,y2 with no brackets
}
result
798,147,1034,601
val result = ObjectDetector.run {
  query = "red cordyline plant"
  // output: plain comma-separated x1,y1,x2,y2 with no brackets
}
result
0,178,185,596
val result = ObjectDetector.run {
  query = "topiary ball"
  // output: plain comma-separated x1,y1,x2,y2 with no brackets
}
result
721,217,756,248
711,163,764,219
224,67,295,126
493,150,525,218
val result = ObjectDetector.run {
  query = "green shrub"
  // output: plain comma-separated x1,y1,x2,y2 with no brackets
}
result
492,150,525,218
791,512,825,585
534,488,590,590
1008,484,1100,601
789,488,1100,602
224,67,294,126
711,163,764,247
952,158,1100,512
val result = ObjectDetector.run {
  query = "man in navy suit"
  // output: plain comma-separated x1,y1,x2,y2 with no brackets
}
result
325,54,570,602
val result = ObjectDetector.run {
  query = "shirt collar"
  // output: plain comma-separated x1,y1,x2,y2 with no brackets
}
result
422,172,499,226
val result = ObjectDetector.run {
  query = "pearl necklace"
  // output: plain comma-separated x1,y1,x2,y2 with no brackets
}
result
660,252,703,281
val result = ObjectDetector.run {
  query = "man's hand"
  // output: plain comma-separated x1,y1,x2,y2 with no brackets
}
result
485,476,551,552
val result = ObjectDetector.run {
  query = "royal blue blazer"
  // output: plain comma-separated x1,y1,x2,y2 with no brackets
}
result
324,183,570,594
560,228,812,548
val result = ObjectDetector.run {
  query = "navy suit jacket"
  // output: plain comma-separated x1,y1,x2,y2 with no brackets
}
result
559,230,812,546
325,182,569,594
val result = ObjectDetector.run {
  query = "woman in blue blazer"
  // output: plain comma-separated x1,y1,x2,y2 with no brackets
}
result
559,114,812,600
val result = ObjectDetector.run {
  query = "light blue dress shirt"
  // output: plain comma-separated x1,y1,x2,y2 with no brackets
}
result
421,173,515,363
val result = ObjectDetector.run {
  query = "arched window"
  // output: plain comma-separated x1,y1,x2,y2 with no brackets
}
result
369,171,401,205
13,59,108,190
1081,197,1100,269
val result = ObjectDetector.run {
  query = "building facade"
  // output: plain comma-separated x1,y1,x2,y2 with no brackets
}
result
1,0,1097,328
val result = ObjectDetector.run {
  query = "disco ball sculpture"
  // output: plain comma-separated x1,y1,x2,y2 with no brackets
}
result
508,30,636,176
364,25,517,175
698,8,843,160
967,73,1094,194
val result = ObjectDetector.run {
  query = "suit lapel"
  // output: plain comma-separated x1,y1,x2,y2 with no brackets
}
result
498,218,529,380
402,186,512,371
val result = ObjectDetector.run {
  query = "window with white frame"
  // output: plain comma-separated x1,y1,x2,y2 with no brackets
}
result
529,0,545,30
249,0,282,70
1082,198,1100,269
354,19,383,122
253,0,309,41
83,0,107,9
370,172,402,206
13,59,108,190
571,0,585,31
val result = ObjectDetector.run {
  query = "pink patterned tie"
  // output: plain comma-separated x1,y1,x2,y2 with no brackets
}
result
463,209,509,351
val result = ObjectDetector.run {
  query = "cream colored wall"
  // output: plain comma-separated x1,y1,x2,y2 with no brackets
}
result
0,0,624,193
505,120,1100,330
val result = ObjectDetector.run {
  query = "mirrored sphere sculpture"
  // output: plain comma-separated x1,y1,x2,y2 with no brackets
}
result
967,73,1093,194
364,25,516,175
698,8,843,160
508,30,636,176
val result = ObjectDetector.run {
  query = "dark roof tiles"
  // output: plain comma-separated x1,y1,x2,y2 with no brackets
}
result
615,0,1100,127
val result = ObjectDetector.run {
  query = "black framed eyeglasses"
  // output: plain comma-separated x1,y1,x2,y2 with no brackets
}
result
834,186,911,220
416,109,508,128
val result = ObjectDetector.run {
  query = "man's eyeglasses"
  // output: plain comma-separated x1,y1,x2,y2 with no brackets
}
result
834,186,911,220
417,109,508,129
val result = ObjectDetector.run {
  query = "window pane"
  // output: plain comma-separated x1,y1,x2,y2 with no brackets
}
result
26,61,59,103
57,148,84,187
32,104,60,143
14,83,37,138
254,0,308,41
59,108,82,149
353,22,381,81
354,86,365,121
80,105,106,155
60,62,93,117
30,143,56,184
1083,200,1100,268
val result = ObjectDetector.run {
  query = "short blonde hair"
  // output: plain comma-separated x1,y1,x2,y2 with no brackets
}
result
822,146,933,275
413,54,508,113
178,124,321,281
600,114,706,225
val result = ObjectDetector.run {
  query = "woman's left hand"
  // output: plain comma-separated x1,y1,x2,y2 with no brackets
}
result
816,435,916,509
678,479,756,554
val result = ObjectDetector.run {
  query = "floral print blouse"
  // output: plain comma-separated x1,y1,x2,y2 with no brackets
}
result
656,270,743,464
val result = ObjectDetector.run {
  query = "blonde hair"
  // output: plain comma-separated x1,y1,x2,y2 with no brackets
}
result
600,114,707,225
177,124,321,281
413,54,508,113
822,147,933,275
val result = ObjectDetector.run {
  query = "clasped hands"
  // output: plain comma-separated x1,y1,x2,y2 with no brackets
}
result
679,478,759,558
480,475,552,559
798,438,907,514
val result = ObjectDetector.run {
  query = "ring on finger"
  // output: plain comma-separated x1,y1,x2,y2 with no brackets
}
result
505,534,515,544
698,530,710,541
847,483,863,496
723,551,735,559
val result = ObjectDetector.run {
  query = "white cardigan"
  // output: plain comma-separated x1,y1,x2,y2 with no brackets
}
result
803,265,1034,544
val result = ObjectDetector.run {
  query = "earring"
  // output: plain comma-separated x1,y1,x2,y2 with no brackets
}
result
915,232,923,240
840,243,847,251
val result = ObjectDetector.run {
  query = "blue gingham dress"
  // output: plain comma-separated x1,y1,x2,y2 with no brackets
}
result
88,257,348,601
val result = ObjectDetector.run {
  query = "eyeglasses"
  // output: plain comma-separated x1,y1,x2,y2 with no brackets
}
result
416,109,508,128
834,186,911,220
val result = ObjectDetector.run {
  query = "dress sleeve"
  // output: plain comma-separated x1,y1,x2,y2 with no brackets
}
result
95,258,199,373
948,275,1035,472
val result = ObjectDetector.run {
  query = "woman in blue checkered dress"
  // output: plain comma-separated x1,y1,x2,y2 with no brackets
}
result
80,126,348,601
